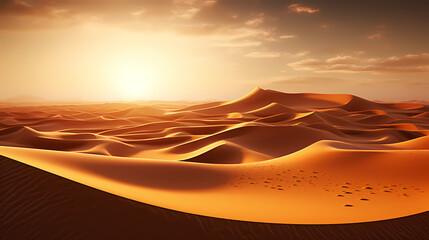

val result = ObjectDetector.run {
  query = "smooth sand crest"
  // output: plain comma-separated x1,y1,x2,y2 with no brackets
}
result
0,88,428,224
2,157,428,240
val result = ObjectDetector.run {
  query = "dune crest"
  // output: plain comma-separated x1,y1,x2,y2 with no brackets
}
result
0,88,428,224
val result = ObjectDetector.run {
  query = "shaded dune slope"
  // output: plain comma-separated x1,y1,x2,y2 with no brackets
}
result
1,157,428,240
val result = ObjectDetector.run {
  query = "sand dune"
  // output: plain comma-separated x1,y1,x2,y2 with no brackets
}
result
0,88,428,227
2,157,428,240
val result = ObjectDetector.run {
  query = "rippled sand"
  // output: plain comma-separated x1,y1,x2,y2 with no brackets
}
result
0,88,428,226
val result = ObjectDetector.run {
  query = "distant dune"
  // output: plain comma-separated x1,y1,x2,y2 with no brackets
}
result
0,88,428,238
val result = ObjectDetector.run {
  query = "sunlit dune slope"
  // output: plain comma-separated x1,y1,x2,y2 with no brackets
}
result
0,87,428,224
3,157,428,240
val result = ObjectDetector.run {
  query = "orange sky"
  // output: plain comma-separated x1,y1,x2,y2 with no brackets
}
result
1,0,428,101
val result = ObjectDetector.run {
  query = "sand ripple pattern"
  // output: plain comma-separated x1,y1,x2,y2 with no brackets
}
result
0,88,428,163
0,88,428,224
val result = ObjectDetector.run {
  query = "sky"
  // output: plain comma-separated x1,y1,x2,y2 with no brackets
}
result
1,0,429,102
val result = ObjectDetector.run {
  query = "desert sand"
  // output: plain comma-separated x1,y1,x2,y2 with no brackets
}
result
1,157,428,240
0,88,428,229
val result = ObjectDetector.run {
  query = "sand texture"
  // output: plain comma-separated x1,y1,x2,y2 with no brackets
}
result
0,88,428,227
2,156,428,240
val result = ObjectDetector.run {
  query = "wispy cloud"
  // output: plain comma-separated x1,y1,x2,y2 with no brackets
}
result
289,53,429,73
173,7,201,19
214,39,261,48
292,51,310,57
245,50,309,58
367,33,382,40
268,76,345,86
209,27,278,48
320,23,335,29
279,34,297,39
367,25,386,39
288,4,320,14
245,13,264,27
245,51,281,58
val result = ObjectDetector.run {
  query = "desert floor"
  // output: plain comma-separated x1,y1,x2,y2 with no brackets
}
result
1,88,428,239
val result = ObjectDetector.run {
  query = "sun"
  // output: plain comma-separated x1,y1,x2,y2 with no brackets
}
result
113,65,151,100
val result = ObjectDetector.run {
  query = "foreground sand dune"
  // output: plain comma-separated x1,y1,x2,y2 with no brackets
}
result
0,88,428,225
2,157,428,240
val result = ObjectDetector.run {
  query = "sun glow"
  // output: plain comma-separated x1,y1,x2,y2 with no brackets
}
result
113,64,153,100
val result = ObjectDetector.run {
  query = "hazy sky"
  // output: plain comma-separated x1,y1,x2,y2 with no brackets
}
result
1,0,429,101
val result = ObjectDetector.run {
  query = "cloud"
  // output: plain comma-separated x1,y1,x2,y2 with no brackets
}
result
173,7,201,19
367,25,386,39
174,23,219,35
325,56,362,64
245,51,281,58
268,76,345,86
279,34,297,39
0,0,40,16
0,0,174,17
215,40,261,48
320,23,335,29
245,13,264,27
289,53,429,73
202,0,217,7
245,50,309,58
0,0,179,30
0,0,225,30
291,51,310,57
288,4,320,14
376,79,429,87
0,0,285,48
208,26,278,48
368,33,382,39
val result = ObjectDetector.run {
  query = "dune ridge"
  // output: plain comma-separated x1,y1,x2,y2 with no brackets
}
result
0,88,428,225
2,156,428,240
